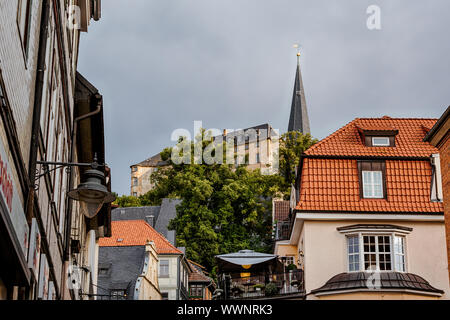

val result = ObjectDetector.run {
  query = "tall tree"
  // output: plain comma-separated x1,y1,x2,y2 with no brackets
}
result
278,131,318,191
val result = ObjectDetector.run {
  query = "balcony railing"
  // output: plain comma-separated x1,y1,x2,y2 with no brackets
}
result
228,270,304,300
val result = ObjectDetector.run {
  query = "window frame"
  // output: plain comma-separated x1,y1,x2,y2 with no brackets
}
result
371,137,390,147
358,161,387,200
345,231,407,273
159,259,170,278
16,0,34,64
189,284,204,298
362,170,384,199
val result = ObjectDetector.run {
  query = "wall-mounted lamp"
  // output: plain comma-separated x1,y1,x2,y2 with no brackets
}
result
36,158,115,218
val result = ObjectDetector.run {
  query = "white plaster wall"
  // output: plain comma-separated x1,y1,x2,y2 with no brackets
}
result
301,220,450,299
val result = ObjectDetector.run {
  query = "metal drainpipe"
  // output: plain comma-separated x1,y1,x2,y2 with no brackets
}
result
26,0,50,299
27,0,50,221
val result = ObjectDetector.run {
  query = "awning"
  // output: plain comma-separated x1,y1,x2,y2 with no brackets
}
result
215,250,279,273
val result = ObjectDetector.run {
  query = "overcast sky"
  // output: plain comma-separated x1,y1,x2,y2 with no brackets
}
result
77,0,450,196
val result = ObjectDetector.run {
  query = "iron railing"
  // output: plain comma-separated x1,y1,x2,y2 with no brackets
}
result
228,270,304,300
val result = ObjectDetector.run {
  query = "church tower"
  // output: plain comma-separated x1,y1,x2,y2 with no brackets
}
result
288,51,311,134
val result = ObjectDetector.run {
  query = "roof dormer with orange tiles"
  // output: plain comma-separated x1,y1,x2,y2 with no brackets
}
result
294,117,444,214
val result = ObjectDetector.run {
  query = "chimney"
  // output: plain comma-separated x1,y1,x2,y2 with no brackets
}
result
145,215,155,227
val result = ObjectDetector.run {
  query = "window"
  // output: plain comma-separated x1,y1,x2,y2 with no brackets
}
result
132,177,138,187
358,161,386,199
281,256,294,266
363,235,391,271
347,235,360,272
99,268,109,276
161,292,169,300
190,285,203,298
159,260,169,277
131,166,138,173
372,137,390,146
17,0,33,61
394,236,406,272
132,192,137,197
256,153,260,164
362,171,383,198
346,233,406,272
110,290,126,300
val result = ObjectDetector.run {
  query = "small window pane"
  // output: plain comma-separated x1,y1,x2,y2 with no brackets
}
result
394,236,406,272
347,236,360,272
372,137,390,146
362,171,384,198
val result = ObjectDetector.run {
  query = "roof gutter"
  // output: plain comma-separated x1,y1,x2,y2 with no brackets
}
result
424,106,450,142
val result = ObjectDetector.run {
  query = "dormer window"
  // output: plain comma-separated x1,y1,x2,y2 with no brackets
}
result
358,161,386,199
357,125,398,147
372,137,390,147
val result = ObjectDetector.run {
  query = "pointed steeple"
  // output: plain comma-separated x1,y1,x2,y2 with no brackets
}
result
288,52,311,134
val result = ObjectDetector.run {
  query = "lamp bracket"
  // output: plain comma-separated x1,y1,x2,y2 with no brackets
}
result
35,160,106,182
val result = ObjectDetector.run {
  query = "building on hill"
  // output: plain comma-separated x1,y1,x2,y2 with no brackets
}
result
130,154,169,197
130,123,280,196
98,220,191,300
275,116,449,299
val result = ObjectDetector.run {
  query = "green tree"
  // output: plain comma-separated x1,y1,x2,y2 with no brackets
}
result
140,130,284,272
278,131,318,192
114,195,141,207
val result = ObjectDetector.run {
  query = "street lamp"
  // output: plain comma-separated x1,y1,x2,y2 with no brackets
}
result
67,169,116,218
36,159,116,218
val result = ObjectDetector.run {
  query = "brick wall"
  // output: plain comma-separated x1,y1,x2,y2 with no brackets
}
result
439,132,450,282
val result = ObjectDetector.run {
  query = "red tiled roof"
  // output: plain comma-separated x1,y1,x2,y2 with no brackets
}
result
296,159,443,213
273,200,290,221
296,118,443,213
99,220,183,254
305,118,438,158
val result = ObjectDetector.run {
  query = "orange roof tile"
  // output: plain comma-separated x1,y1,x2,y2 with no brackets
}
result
305,118,438,158
296,159,443,213
296,118,443,214
99,220,183,254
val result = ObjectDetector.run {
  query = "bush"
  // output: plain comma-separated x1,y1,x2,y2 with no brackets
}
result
265,283,279,297
286,263,297,271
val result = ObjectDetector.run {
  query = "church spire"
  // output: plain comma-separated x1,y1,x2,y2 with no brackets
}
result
288,50,311,134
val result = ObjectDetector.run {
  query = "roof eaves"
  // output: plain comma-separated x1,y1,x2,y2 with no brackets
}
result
424,106,450,142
